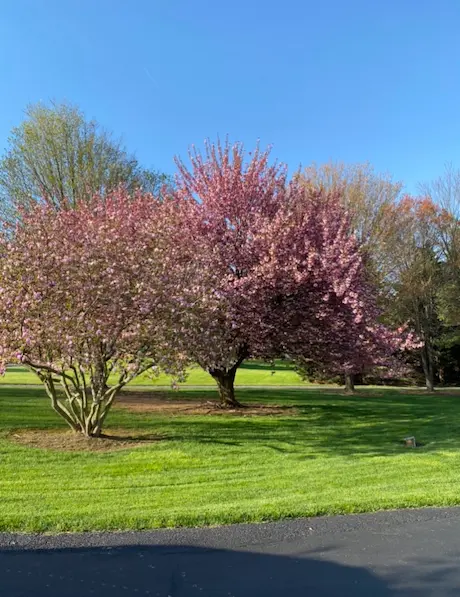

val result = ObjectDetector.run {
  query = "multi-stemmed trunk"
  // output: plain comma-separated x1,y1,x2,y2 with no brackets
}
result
29,363,123,437
44,379,119,437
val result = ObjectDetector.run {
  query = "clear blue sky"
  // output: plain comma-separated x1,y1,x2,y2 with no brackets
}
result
2,0,460,192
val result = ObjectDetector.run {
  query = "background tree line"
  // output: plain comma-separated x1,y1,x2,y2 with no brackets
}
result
299,162,460,390
0,100,458,404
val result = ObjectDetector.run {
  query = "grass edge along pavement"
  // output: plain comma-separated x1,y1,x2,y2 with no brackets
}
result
2,384,460,533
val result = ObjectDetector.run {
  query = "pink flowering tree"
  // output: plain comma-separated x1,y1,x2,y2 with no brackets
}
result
292,321,419,391
172,140,413,405
0,189,189,437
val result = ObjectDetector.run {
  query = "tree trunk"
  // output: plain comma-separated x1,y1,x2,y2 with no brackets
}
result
209,366,242,408
438,367,445,387
344,373,355,393
421,343,435,392
89,392,117,437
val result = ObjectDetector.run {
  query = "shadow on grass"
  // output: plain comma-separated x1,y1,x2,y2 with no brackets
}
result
0,388,67,433
117,387,460,457
4,366,25,373
239,359,295,372
100,432,163,442
2,386,460,457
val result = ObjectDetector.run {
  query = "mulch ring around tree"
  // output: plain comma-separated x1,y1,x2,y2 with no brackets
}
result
7,394,297,453
115,391,298,417
7,428,164,453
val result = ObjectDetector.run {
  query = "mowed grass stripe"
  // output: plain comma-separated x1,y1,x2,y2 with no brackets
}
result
2,386,460,532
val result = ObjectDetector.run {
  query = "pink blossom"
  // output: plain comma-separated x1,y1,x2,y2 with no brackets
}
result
0,189,191,435
168,139,413,401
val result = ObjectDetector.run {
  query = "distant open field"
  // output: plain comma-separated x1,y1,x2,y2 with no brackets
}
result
0,360,309,386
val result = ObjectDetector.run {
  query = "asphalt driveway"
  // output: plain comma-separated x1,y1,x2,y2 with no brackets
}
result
2,507,460,596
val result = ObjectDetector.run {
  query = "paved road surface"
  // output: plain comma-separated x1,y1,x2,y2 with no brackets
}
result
2,508,460,596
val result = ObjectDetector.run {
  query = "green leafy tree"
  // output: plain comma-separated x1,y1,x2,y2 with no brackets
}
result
0,101,168,218
301,161,402,258
381,197,443,391
421,165,460,327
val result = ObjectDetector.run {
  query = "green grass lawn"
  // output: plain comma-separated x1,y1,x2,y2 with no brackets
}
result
2,384,460,533
1,360,308,386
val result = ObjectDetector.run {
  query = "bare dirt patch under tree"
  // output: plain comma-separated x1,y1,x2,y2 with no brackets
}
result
8,428,164,453
8,393,296,453
116,391,298,417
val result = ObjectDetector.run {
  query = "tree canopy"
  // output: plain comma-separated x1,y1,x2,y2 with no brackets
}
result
168,141,411,405
0,101,168,219
0,189,189,436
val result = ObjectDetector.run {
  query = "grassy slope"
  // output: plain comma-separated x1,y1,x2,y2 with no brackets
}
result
1,360,308,386
1,385,460,532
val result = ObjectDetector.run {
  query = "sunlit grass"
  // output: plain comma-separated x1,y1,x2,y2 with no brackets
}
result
1,360,308,386
1,384,460,532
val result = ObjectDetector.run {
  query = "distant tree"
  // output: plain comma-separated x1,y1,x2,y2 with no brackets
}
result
0,190,188,437
0,101,168,218
421,165,460,327
300,161,402,259
170,141,410,404
299,162,404,389
415,166,460,387
381,196,443,391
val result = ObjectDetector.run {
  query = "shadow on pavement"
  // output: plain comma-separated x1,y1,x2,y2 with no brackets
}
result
0,543,421,597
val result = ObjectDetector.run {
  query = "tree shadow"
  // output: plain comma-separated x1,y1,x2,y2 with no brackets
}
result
1,543,404,597
0,388,66,432
100,433,163,443
3,366,25,373
239,359,295,372
128,387,460,457
4,386,460,458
